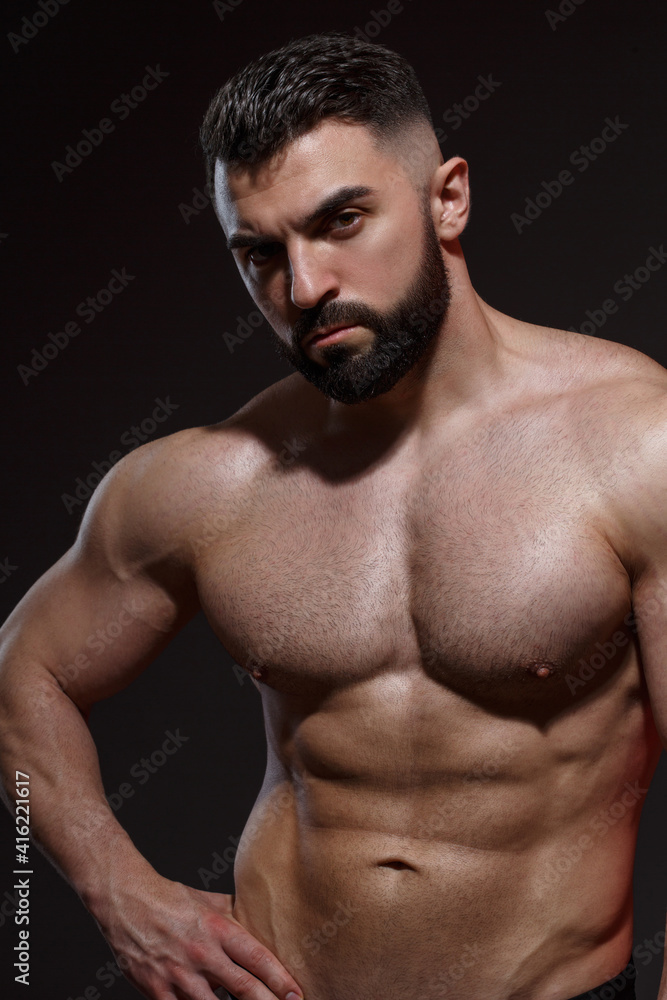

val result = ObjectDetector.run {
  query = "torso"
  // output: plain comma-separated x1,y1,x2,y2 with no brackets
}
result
187,321,665,1000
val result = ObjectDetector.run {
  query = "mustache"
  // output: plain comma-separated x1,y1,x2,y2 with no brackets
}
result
293,301,382,345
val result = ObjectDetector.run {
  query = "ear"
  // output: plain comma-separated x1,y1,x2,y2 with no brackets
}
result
430,157,470,241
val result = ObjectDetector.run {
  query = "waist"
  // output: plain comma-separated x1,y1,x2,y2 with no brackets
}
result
224,955,639,1000
230,783,637,1000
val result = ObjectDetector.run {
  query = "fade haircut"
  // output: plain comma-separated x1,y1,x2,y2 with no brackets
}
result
199,30,435,193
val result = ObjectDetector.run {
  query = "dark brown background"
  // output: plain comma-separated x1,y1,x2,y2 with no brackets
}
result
1,0,667,996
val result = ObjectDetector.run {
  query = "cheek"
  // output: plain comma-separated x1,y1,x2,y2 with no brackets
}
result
343,215,423,295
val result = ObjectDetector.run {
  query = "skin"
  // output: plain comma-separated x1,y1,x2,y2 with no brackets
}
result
1,116,667,1000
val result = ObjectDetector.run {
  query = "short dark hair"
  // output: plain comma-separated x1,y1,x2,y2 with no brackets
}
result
199,31,434,192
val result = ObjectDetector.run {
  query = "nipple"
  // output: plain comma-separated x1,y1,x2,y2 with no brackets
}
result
526,661,554,678
246,655,266,680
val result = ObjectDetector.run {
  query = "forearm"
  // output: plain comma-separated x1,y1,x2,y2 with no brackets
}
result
0,656,155,915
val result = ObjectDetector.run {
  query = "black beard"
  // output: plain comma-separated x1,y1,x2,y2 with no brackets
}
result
267,205,452,405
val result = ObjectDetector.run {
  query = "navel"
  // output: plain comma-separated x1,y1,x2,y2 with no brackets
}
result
377,859,417,871
525,661,555,678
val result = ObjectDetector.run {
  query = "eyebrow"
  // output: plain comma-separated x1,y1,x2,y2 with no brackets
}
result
225,184,378,252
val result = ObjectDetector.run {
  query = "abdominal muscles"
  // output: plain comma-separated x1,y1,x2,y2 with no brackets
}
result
230,678,654,1000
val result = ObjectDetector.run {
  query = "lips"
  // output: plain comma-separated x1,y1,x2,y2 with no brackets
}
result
304,323,357,347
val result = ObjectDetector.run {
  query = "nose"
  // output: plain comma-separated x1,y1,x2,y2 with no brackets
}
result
288,241,339,311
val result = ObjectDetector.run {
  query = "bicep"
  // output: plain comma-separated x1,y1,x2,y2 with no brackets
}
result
633,565,667,744
609,380,667,742
0,443,200,714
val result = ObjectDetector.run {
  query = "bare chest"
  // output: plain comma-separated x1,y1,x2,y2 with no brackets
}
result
196,414,635,714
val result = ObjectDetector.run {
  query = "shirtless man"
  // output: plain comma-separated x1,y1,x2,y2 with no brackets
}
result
1,28,666,1000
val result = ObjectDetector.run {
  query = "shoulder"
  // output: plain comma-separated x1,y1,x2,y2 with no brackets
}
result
555,332,667,581
508,320,667,569
519,316,666,386
548,328,667,490
75,373,316,570
561,330,667,428
515,320,667,420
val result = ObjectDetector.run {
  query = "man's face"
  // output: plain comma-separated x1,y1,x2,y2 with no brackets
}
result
215,120,451,405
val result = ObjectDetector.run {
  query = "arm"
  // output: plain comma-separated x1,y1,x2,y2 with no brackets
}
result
0,433,303,1000
607,380,667,999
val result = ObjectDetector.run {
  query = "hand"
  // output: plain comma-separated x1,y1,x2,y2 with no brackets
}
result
90,868,304,1000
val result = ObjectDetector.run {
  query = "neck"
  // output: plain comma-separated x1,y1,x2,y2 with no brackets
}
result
322,254,520,438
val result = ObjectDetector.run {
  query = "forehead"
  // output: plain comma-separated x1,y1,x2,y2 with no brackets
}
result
214,119,410,233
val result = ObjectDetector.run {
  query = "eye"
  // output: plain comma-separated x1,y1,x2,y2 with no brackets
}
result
247,242,282,265
330,211,362,231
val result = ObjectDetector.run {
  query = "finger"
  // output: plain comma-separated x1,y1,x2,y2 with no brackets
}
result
171,983,220,1000
173,965,281,1000
217,934,303,1000
171,970,236,1000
